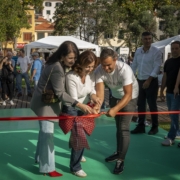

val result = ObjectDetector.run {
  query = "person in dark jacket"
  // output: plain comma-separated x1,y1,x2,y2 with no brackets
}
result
0,56,14,105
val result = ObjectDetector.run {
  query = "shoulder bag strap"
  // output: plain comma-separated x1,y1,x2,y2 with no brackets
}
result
43,65,55,92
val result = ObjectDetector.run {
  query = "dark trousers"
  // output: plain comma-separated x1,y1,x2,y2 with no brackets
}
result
1,81,13,100
62,105,84,172
137,78,159,127
110,97,137,159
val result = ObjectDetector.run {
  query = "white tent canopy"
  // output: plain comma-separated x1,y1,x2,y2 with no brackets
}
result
152,35,180,63
24,36,100,57
37,48,51,53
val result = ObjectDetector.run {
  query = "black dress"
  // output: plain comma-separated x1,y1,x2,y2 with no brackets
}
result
0,64,14,101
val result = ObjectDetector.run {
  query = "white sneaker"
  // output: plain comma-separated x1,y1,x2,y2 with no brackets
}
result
2,101,6,106
81,156,86,162
10,100,14,105
161,138,174,146
73,169,87,177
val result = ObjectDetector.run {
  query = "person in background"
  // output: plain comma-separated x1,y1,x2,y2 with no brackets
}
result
30,41,93,177
161,41,180,146
131,32,162,135
12,51,19,91
30,52,42,89
7,51,16,91
12,51,18,66
16,49,32,97
127,56,133,67
0,56,14,105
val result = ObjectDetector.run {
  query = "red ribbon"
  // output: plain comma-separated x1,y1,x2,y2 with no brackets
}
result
0,111,179,121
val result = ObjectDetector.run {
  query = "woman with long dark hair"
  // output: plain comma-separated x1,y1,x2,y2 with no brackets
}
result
30,41,93,177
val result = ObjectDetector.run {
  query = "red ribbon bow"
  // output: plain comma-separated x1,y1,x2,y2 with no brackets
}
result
59,115,95,150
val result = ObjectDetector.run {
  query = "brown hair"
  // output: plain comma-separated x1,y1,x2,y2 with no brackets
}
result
72,50,97,77
95,57,101,68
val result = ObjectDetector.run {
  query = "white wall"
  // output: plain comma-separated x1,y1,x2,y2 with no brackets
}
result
42,0,62,22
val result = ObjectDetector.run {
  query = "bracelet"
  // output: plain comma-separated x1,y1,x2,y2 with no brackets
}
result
72,100,79,107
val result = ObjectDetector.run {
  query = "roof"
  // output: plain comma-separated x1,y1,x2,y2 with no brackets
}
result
35,22,54,31
35,17,49,23
152,35,180,48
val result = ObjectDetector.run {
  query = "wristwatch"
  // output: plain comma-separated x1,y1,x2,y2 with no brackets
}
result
72,100,79,107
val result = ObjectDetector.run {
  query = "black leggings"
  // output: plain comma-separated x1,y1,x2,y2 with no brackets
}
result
1,81,13,100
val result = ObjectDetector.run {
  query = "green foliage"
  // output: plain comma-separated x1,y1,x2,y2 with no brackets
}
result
53,0,81,36
157,5,180,38
0,0,28,42
21,0,43,9
53,0,180,51
53,0,121,43
118,0,156,51
0,0,43,44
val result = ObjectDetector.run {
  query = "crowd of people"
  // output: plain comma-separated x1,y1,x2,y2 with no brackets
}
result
0,49,44,105
1,31,180,178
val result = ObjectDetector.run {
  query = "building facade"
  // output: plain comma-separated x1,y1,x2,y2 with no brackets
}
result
42,0,62,22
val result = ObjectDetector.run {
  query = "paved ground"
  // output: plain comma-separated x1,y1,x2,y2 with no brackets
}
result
0,88,170,122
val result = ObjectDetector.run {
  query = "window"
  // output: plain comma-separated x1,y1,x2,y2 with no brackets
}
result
118,30,124,39
46,10,51,15
27,15,32,24
23,33,32,41
55,2,61,7
37,33,45,40
104,34,113,39
45,2,52,7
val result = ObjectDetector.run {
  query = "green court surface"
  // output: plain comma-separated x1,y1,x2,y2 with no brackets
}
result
0,109,180,180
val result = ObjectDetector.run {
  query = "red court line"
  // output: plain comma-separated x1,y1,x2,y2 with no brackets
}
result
0,111,179,121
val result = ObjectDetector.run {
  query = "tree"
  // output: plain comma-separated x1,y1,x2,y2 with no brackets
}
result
53,0,121,44
157,5,180,38
116,0,156,52
21,0,43,9
0,0,43,48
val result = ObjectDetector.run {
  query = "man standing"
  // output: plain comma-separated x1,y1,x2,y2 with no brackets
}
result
95,49,138,174
131,32,162,135
30,52,42,89
160,41,180,146
16,49,32,97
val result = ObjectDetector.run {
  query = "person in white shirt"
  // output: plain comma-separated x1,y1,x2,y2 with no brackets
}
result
95,48,138,175
131,32,162,135
16,49,32,97
62,50,100,178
